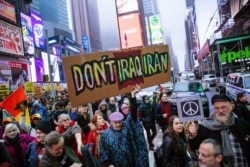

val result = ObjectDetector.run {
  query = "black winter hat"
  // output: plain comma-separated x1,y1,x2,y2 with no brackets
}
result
142,95,149,100
35,120,51,134
211,94,231,104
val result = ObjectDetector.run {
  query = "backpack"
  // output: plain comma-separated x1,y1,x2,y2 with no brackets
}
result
154,145,163,166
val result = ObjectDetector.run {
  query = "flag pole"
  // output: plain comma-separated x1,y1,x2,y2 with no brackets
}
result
45,30,56,102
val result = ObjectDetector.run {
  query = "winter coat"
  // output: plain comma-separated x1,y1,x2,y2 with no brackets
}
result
26,140,45,167
100,97,149,167
4,134,34,167
235,100,250,123
138,102,155,127
31,101,49,120
0,142,14,167
189,118,250,165
162,135,187,167
95,102,111,122
40,147,81,167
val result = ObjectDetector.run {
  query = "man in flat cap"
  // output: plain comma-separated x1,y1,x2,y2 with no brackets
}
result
189,94,250,167
100,85,149,167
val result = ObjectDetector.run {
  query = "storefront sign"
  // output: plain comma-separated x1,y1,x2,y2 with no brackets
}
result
0,20,24,56
220,46,250,63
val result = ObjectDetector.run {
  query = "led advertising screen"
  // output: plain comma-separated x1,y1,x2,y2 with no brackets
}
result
30,9,45,50
21,12,35,55
118,13,143,49
149,15,163,45
10,62,29,88
0,0,16,23
116,0,138,15
30,53,60,82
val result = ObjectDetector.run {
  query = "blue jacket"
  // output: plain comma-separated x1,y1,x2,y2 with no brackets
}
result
26,141,42,167
31,101,49,120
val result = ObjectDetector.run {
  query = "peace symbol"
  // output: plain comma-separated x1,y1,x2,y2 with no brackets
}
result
182,101,199,116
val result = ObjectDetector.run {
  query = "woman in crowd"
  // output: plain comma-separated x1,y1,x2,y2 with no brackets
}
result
162,115,187,167
56,114,83,159
154,92,173,132
87,114,109,158
3,123,34,167
184,121,199,167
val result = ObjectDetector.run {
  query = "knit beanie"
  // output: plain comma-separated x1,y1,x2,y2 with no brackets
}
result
35,120,51,134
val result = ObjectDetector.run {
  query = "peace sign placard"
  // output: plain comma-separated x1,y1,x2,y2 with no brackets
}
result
176,96,204,122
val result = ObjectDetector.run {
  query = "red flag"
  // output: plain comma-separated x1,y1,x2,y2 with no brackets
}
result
1,86,26,117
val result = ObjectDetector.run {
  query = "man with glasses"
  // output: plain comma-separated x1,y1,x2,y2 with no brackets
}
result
197,138,229,167
189,94,250,167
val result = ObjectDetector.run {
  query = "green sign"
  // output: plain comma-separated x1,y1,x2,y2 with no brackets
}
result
220,46,250,63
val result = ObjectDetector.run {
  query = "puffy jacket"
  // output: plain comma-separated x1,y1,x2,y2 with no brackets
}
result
162,135,187,167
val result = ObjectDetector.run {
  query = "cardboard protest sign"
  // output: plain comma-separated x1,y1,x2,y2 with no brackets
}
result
62,45,171,106
177,96,204,122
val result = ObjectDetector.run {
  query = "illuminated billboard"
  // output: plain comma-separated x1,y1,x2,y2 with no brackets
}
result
21,12,35,55
0,0,16,23
0,20,24,56
30,9,45,50
30,53,60,82
116,0,138,15
149,15,163,45
118,13,143,49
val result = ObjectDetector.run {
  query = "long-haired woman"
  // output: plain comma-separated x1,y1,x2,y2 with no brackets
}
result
162,115,187,167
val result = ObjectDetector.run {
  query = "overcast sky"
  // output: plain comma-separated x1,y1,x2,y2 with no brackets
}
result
97,0,218,72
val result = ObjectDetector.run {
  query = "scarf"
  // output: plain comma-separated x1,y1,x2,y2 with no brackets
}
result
7,135,24,167
201,114,235,157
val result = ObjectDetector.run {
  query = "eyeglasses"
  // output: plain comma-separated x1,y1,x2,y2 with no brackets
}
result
196,150,219,158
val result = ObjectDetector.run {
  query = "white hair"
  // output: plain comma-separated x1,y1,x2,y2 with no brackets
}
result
4,123,20,137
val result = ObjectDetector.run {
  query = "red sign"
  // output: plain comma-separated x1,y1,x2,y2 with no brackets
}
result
0,20,24,56
118,13,143,49
0,0,16,23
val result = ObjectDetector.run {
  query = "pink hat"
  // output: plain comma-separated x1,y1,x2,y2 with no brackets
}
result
109,111,124,121
121,103,129,109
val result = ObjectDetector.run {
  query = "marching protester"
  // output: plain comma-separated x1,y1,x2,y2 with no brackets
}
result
26,119,51,167
189,94,250,166
138,95,157,151
197,138,229,167
40,131,82,167
3,123,34,167
95,101,112,122
184,121,199,167
154,92,173,132
161,115,187,167
235,92,250,122
100,85,149,167
87,114,109,158
56,114,83,159
20,112,41,137
30,101,49,120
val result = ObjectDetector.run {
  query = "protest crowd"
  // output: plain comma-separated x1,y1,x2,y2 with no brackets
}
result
0,84,250,167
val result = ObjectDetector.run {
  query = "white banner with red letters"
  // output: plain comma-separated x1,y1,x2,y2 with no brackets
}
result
0,20,24,56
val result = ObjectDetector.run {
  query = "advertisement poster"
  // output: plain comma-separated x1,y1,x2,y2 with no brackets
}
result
0,0,16,23
34,57,45,82
149,15,163,45
116,0,138,15
10,62,29,88
118,13,143,49
0,60,11,97
21,12,35,55
0,20,24,56
30,9,45,50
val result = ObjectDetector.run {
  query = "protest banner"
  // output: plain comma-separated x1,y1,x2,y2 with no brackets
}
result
62,45,171,106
